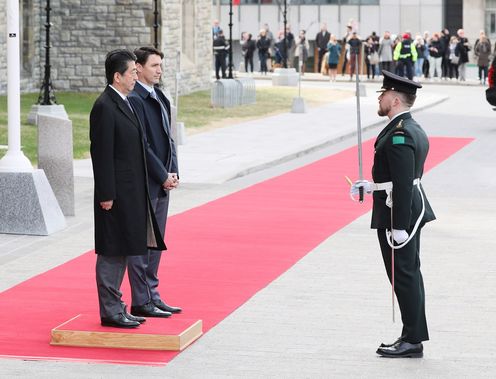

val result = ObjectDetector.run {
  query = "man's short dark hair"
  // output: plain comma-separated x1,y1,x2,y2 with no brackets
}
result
397,92,417,107
105,49,136,84
134,46,164,66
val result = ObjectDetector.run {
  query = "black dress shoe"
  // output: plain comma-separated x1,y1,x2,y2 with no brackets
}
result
123,306,146,323
153,299,182,314
376,340,423,358
131,302,172,318
380,336,404,348
101,313,140,328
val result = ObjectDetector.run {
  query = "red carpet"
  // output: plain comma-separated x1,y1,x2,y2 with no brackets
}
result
0,137,472,365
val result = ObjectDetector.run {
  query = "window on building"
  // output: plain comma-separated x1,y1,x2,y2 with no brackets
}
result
488,0,496,37
21,0,35,76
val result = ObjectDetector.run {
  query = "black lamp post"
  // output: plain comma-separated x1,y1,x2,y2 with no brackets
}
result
153,0,159,49
37,0,56,105
283,0,288,68
228,0,233,79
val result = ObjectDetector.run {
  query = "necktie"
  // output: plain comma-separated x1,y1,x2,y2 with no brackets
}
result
124,97,134,113
150,90,171,133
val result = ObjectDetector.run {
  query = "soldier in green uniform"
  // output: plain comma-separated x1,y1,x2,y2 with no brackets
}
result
351,70,436,358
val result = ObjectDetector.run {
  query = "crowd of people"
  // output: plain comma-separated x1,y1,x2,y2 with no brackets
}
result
213,19,496,86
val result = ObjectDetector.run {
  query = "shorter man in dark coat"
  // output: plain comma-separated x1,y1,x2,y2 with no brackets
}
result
351,71,436,358
127,46,182,318
213,29,228,79
89,49,166,328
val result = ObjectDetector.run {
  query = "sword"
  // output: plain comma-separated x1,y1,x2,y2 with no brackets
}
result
354,51,364,203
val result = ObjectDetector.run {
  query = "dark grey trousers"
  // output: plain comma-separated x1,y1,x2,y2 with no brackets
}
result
127,195,169,307
95,254,127,318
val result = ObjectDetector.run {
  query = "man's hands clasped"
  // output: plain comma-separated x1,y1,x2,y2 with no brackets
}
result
163,173,179,191
99,173,179,212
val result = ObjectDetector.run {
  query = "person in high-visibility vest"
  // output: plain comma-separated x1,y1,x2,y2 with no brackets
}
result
394,33,417,80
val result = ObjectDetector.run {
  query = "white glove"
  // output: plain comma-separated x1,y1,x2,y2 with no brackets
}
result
350,180,372,197
392,229,409,244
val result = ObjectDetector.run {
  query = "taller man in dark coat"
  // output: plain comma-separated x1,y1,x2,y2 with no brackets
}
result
351,71,435,358
90,49,166,328
127,47,182,318
315,23,330,73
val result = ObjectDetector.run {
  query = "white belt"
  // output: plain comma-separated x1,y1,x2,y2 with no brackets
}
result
371,178,420,193
371,178,420,209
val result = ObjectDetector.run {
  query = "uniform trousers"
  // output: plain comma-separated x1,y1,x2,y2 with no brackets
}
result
127,195,169,307
377,228,429,343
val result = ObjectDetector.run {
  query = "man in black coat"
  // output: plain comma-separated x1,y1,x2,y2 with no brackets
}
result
213,29,228,79
315,23,330,73
351,71,436,358
90,49,166,328
127,47,182,318
440,28,451,79
456,29,471,82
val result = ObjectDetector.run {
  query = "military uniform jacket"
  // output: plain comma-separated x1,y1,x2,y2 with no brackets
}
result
371,112,436,230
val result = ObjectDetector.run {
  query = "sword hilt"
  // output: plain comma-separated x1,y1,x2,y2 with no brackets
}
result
359,186,364,203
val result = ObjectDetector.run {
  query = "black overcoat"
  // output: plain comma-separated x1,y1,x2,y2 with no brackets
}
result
371,112,436,229
89,86,166,256
128,83,178,200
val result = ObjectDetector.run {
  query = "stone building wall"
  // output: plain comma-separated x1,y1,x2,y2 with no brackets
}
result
0,0,212,96
0,0,42,94
160,0,213,96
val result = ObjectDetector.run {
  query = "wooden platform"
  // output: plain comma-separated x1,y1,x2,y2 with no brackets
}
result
50,314,202,351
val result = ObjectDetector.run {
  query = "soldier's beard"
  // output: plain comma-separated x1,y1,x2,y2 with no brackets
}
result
377,102,390,117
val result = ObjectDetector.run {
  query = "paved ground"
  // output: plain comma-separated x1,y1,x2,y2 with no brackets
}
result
1,76,495,378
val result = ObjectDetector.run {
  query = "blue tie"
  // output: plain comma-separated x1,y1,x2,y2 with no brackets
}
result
150,90,170,133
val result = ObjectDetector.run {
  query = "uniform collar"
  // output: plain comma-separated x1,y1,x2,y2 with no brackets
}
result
389,110,410,123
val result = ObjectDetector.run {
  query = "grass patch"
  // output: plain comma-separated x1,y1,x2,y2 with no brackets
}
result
0,86,351,164
0,92,99,163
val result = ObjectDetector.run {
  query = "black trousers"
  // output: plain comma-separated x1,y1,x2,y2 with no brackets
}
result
215,55,227,79
377,228,429,343
380,61,392,73
245,54,254,72
259,51,268,73
396,59,413,80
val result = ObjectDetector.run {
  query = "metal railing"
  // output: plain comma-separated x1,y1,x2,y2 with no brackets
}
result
211,78,256,108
